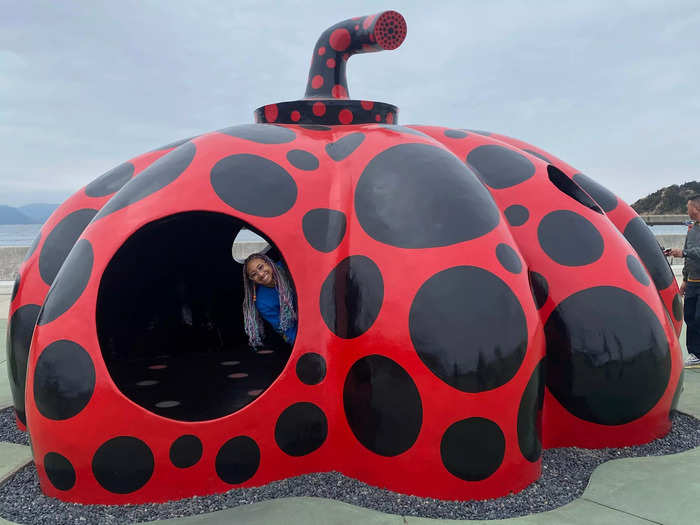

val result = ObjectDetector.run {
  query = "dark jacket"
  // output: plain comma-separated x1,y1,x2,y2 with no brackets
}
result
682,223,700,281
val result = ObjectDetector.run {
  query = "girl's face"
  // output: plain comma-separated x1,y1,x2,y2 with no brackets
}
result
246,258,275,287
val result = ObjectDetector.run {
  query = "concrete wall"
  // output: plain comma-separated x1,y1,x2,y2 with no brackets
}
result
0,247,28,281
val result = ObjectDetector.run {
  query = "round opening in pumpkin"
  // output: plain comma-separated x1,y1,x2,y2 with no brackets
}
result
96,211,295,421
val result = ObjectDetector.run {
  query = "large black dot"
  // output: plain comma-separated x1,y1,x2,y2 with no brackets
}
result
275,402,328,456
441,418,505,481
627,255,651,286
215,436,260,484
538,210,603,266
6,304,41,424
152,136,195,151
169,435,203,468
496,243,522,274
547,165,603,214
517,360,545,462
23,232,41,262
379,125,430,138
325,132,365,161
573,173,618,213
296,353,327,385
211,154,297,217
39,209,97,286
94,142,196,219
524,149,550,162
11,273,20,302
409,266,527,392
355,143,500,248
528,271,549,310
319,256,383,339
92,436,154,494
44,452,76,491
545,286,671,425
302,209,347,252
623,217,674,291
287,149,319,171
343,355,422,456
504,204,529,226
38,239,93,325
672,294,683,322
219,124,296,144
466,145,535,189
84,162,135,198
33,339,96,420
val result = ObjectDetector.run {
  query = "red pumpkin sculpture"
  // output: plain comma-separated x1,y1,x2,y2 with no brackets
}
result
6,11,683,504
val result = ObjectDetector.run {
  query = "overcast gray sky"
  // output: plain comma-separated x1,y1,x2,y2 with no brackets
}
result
1,0,698,206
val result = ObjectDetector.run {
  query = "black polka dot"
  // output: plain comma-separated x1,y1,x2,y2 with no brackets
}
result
441,417,505,481
6,304,41,425
379,125,430,137
517,360,545,462
545,286,670,425
94,142,196,219
504,205,529,226
10,273,20,302
23,232,41,262
92,436,154,494
524,149,550,162
627,255,651,286
547,165,603,214
215,436,260,484
219,124,296,144
573,173,618,213
496,243,522,274
409,266,527,392
355,143,500,248
672,294,683,322
325,132,365,161
623,217,674,291
670,370,684,414
275,402,328,456
538,210,603,266
169,435,203,468
299,124,332,131
152,136,195,151
343,355,422,456
466,129,492,136
302,209,347,252
296,353,327,385
320,256,383,338
444,129,468,139
33,339,95,420
528,271,549,310
211,154,297,217
44,452,76,491
38,239,93,325
287,149,319,171
84,162,134,198
39,209,98,286
466,145,535,189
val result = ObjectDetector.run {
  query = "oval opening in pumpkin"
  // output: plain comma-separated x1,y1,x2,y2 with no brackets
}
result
96,211,295,421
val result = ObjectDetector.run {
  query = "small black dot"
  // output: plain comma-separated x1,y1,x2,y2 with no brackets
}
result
151,136,196,151
39,209,98,286
215,436,260,484
496,243,522,274
325,132,365,161
33,339,96,420
92,436,154,494
275,402,328,456
299,124,332,131
466,145,535,189
287,149,319,171
296,353,327,385
219,124,296,144
547,165,603,214
626,255,651,286
38,239,94,325
672,294,683,322
537,210,604,266
441,417,505,481
84,162,135,198
444,129,468,139
528,271,549,310
170,435,203,468
44,452,76,491
211,154,297,217
517,360,545,462
504,205,529,226
670,370,684,414
6,304,41,424
379,125,430,138
11,273,20,302
523,149,550,162
623,217,674,291
572,173,618,213
302,209,347,252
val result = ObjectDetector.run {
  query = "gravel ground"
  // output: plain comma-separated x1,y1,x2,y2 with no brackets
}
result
0,408,30,446
0,410,698,524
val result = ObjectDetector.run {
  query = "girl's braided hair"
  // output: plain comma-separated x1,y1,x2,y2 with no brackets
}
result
242,253,296,348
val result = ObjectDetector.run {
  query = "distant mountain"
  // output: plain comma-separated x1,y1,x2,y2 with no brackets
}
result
0,203,59,224
631,181,700,215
